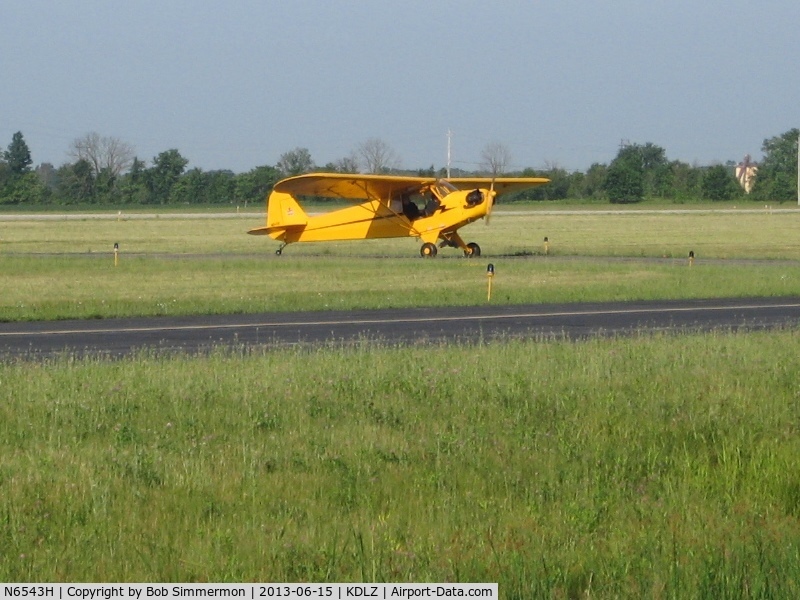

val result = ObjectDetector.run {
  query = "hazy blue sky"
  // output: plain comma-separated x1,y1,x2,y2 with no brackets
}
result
2,1,798,174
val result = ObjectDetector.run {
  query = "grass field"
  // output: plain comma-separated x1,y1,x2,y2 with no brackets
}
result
3,207,800,258
3,207,800,595
2,208,800,321
2,332,800,596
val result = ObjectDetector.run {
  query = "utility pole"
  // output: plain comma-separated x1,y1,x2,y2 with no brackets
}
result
446,129,452,178
797,135,799,205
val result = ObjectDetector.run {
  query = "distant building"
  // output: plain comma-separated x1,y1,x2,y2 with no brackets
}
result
735,155,757,193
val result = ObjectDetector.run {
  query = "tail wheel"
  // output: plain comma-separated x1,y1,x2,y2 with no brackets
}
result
465,242,481,258
420,242,438,258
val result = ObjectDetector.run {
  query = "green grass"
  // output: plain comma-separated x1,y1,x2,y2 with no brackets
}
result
1,254,799,322
4,208,800,595
2,209,800,321
2,331,800,595
3,208,800,258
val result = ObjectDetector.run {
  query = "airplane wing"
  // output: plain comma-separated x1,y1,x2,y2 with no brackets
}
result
446,177,550,196
273,173,437,201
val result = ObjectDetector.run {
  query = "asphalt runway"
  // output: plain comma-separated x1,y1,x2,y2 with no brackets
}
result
2,297,800,359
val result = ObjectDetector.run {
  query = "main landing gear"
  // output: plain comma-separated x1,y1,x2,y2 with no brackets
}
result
464,242,481,257
275,242,288,256
420,242,437,258
420,241,481,258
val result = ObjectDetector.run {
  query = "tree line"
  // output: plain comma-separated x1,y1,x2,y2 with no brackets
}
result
0,129,797,207
513,131,797,204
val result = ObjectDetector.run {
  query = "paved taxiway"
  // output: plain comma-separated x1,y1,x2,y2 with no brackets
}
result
2,297,799,359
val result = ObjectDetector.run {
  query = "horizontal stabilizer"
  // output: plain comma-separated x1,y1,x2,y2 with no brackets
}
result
247,226,271,236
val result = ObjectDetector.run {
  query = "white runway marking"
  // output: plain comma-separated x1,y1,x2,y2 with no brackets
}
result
3,301,799,337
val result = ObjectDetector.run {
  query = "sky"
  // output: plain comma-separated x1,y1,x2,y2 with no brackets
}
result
2,0,799,174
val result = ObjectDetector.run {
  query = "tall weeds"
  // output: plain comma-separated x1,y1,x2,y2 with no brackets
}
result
2,332,800,596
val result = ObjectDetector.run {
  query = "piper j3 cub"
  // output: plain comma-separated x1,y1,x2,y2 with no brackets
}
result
248,173,549,257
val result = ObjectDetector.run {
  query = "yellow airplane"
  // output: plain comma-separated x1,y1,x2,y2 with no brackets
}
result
248,172,549,257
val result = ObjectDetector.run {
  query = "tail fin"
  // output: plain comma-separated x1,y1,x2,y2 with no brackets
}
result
248,191,308,238
267,191,308,229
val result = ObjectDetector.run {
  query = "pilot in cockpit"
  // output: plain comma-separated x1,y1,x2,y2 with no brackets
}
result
401,194,421,220
423,192,440,216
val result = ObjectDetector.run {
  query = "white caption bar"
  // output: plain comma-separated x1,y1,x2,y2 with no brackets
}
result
1,584,498,600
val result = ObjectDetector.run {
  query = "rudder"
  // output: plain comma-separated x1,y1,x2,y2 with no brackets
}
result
267,191,308,229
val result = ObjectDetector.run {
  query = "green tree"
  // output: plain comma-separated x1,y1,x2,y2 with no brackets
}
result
206,170,235,204
752,128,799,202
277,147,315,177
0,160,10,194
56,160,95,204
702,165,740,201
118,157,149,204
234,165,279,205
0,171,48,204
171,169,236,204
326,153,359,174
669,161,702,201
580,163,608,200
648,161,673,198
147,149,188,204
174,168,208,204
0,131,38,204
603,160,644,203
4,131,33,176
637,142,668,171
539,167,570,200
604,142,668,202
94,167,120,203
36,162,59,194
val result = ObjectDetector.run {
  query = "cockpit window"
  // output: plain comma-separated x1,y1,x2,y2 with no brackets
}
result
431,180,458,200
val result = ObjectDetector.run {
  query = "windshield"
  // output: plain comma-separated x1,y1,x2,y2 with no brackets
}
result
432,179,458,200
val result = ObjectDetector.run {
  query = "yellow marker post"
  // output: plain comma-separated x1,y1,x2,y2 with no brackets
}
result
543,236,549,255
688,250,694,267
487,263,495,301
114,242,119,267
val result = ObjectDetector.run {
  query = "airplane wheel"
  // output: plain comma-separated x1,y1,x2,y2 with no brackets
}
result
420,242,437,258
275,248,282,256
465,242,481,258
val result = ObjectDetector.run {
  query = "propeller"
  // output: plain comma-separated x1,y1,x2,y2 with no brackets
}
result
484,178,496,225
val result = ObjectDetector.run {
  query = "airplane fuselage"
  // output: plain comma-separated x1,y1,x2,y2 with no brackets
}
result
272,192,489,246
